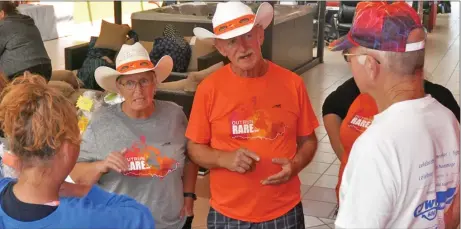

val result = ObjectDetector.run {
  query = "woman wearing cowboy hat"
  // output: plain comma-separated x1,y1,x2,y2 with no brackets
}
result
70,42,199,229
186,1,319,228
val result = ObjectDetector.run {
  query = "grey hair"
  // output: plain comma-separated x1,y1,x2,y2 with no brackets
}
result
364,48,425,75
382,50,425,75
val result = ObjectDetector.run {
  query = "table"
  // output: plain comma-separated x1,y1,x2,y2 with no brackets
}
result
18,3,75,41
48,2,75,38
17,4,58,41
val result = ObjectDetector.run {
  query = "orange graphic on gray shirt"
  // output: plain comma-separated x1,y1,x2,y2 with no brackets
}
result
122,136,179,178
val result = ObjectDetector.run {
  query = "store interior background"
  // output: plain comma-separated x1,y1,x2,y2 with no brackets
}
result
31,1,460,228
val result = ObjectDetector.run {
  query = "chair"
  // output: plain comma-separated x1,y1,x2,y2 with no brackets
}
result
333,1,360,38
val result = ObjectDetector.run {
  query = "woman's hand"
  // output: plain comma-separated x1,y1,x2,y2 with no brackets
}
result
180,197,194,218
96,149,129,174
71,150,129,186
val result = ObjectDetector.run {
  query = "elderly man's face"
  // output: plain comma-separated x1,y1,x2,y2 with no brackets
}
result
116,71,156,111
215,26,264,71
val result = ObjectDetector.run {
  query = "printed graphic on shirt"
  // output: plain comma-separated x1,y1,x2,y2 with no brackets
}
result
229,97,286,140
122,136,179,178
347,109,372,133
414,187,456,221
413,150,460,221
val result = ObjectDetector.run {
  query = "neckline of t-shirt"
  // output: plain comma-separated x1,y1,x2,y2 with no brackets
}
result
373,94,434,122
227,60,273,81
115,101,159,124
0,179,65,228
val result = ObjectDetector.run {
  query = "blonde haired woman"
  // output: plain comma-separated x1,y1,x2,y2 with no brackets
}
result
0,73,154,228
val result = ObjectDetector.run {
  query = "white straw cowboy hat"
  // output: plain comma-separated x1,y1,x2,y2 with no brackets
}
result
95,42,173,93
193,1,274,40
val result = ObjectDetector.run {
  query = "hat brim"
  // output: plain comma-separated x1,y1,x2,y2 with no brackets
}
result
95,55,173,93
328,33,358,52
193,2,274,40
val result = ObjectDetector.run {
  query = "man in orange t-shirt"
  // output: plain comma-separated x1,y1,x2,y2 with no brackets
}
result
186,2,319,228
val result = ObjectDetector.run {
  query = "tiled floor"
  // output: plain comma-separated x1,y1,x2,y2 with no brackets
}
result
45,3,459,228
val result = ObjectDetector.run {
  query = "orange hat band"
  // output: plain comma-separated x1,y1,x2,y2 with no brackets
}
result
116,60,155,74
213,14,255,36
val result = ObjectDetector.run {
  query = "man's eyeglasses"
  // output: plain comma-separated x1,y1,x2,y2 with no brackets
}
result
342,50,381,64
118,78,153,90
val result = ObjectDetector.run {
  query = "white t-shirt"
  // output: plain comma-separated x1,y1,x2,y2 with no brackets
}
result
335,95,460,229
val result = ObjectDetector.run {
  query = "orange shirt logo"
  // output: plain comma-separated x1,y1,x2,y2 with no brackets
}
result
348,113,373,133
122,136,179,178
229,97,286,140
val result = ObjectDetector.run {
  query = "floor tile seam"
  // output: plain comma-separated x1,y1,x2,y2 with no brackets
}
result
430,33,459,75
302,196,338,205
445,65,461,87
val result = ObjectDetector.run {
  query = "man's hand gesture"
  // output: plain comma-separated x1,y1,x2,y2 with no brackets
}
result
218,148,260,174
261,158,297,185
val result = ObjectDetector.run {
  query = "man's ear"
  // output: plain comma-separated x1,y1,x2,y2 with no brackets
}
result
0,11,4,19
364,56,380,82
257,26,265,45
214,40,228,57
115,80,121,91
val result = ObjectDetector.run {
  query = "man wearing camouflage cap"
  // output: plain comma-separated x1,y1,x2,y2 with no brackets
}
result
328,2,460,228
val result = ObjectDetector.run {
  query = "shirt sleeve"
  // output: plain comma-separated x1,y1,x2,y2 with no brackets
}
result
322,77,360,119
185,83,212,144
335,134,398,228
297,80,319,136
77,123,100,163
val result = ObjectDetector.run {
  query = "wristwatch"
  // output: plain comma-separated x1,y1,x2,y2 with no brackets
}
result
184,192,197,200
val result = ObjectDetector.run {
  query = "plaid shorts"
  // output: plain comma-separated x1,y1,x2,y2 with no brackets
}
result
207,202,305,229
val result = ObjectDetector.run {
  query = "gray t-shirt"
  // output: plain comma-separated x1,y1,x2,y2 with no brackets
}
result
78,100,188,229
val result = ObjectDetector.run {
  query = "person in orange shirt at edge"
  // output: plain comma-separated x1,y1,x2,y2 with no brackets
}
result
185,1,319,228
